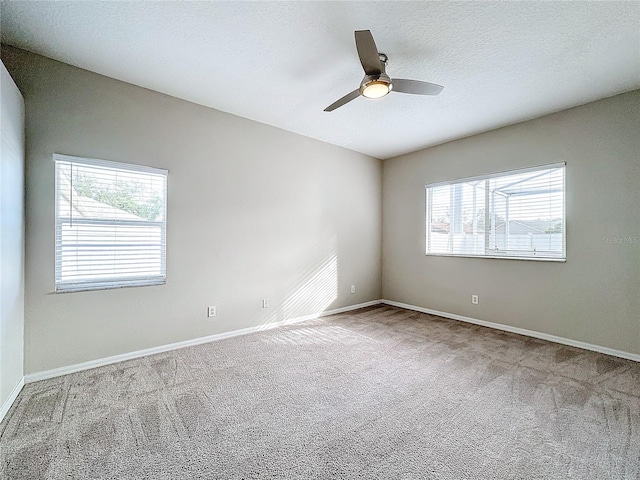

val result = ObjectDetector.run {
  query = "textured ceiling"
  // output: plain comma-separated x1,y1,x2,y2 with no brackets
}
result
1,1,639,159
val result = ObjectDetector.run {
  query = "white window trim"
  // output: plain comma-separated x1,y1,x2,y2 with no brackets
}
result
425,162,566,262
54,153,168,292
54,153,167,176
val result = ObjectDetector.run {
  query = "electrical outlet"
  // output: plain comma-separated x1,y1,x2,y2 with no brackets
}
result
471,295,479,305
207,306,217,317
262,299,268,308
350,285,356,294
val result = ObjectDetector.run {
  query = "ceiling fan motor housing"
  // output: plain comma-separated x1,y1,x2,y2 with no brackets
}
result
360,74,393,97
360,53,392,97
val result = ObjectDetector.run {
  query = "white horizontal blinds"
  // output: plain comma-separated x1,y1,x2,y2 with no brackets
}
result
55,154,168,292
487,166,564,257
426,163,565,260
427,181,488,256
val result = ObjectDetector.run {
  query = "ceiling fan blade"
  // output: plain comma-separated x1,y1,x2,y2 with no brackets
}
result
324,89,361,112
355,30,382,76
392,78,444,96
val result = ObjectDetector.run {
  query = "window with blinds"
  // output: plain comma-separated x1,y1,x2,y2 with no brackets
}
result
54,154,168,292
425,163,565,261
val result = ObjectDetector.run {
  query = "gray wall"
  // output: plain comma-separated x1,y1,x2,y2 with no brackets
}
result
0,61,25,407
1,46,382,374
383,90,640,355
3,43,637,377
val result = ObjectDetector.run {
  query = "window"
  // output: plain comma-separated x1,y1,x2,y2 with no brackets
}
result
55,154,167,292
426,163,565,261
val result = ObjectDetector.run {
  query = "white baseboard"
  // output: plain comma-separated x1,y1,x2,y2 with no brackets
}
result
25,299,384,384
383,300,640,362
0,376,25,423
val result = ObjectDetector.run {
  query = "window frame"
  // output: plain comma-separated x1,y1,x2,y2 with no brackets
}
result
54,153,168,292
425,162,566,262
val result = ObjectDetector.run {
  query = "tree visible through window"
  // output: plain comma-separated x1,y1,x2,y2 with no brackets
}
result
73,173,164,221
425,163,565,260
54,154,168,292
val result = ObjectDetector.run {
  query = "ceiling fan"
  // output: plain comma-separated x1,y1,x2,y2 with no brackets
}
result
324,30,444,112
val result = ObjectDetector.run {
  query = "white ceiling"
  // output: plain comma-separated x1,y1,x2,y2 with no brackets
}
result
1,1,639,159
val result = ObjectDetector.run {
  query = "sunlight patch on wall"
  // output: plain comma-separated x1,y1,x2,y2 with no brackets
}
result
257,235,340,328
282,252,338,321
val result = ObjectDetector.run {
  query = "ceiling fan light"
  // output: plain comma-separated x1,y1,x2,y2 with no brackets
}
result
362,81,390,99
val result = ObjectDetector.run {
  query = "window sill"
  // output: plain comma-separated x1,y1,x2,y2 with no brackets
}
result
55,279,166,293
425,253,566,262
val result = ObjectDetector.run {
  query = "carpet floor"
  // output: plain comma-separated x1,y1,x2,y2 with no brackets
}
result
1,305,639,479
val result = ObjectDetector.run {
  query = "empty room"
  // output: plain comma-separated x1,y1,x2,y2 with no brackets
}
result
1,2,639,479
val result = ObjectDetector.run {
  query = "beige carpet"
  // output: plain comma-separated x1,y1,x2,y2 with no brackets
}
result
1,305,639,479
